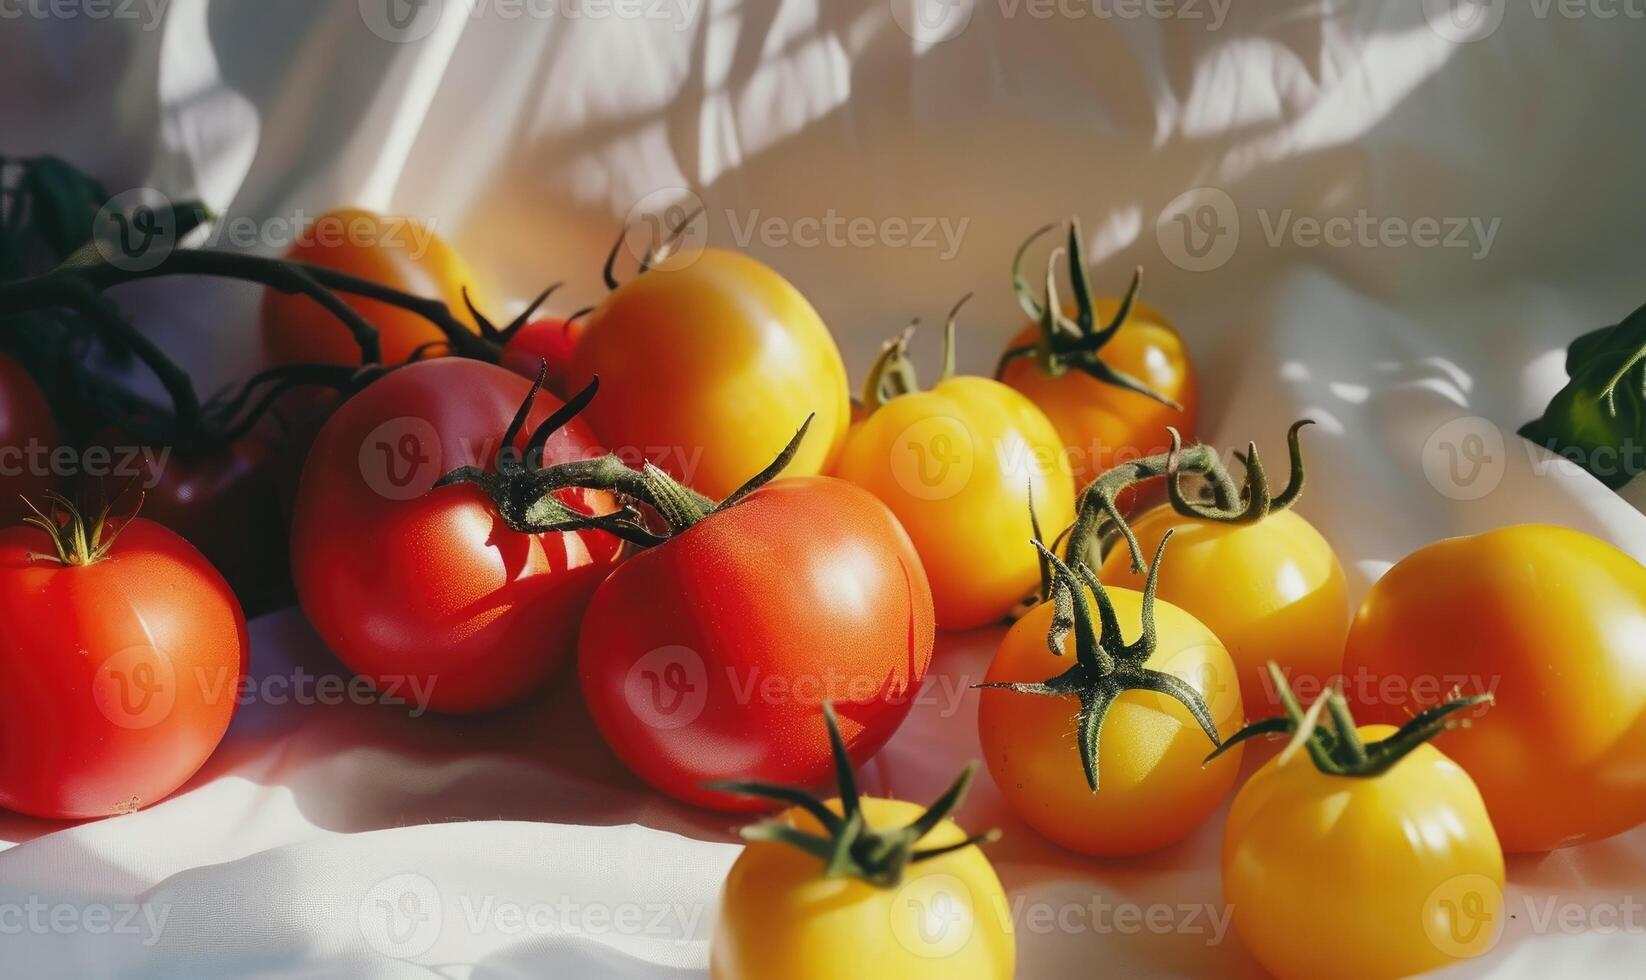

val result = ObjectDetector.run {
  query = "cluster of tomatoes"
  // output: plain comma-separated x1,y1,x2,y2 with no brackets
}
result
3,198,1646,980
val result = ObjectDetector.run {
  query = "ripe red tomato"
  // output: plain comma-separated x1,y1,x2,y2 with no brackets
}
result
291,359,623,713
501,314,587,396
0,352,58,522
0,508,247,819
578,475,935,811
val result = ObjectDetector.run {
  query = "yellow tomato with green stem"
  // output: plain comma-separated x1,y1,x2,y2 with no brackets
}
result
978,532,1244,856
1098,422,1349,717
997,221,1198,493
566,238,850,499
833,298,1076,629
1217,665,1504,980
709,702,1014,980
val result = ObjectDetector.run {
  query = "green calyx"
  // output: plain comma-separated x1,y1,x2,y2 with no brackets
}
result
705,701,999,889
981,531,1223,792
1207,663,1494,778
19,491,134,566
1064,420,1315,578
435,369,811,546
860,294,971,410
996,219,1178,411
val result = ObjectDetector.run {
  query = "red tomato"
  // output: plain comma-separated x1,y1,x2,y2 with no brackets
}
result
578,476,935,811
501,315,587,396
291,359,623,713
0,513,247,819
0,353,58,522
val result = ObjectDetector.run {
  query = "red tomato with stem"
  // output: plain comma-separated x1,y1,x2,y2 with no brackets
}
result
291,359,623,713
501,312,590,396
0,500,247,819
577,473,936,811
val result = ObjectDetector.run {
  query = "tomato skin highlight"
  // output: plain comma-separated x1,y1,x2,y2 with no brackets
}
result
999,297,1197,492
0,518,247,819
1343,523,1646,852
565,249,850,499
0,352,58,522
260,208,486,367
978,587,1243,856
292,359,622,714
833,376,1075,630
1223,725,1505,980
1100,507,1349,717
577,476,934,811
711,798,1014,980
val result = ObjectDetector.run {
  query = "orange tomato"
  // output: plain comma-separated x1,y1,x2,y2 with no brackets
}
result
261,208,485,367
1343,524,1646,852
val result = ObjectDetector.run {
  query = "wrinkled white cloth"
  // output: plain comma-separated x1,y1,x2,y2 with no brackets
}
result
4,1,1646,977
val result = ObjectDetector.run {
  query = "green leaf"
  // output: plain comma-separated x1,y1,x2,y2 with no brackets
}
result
1520,301,1646,490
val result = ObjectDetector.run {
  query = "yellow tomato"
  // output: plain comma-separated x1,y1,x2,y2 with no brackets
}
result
1224,723,1504,979
978,578,1244,856
1000,295,1198,492
566,248,849,499
261,208,485,367
712,796,1014,980
834,375,1075,629
1344,524,1646,852
1101,506,1348,718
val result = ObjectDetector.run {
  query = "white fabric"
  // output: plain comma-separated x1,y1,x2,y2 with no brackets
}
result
4,1,1646,976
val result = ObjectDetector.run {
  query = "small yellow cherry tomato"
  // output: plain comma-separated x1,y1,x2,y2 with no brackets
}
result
711,703,1014,980
567,247,850,499
1098,423,1348,717
1221,673,1504,980
978,538,1244,856
834,302,1075,629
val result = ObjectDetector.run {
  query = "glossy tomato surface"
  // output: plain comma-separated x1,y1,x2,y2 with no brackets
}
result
292,359,622,714
565,249,850,499
1101,507,1348,717
1343,524,1646,852
578,476,934,810
0,518,247,819
261,208,486,367
1224,725,1504,979
833,376,1075,629
712,798,1014,980
978,586,1243,856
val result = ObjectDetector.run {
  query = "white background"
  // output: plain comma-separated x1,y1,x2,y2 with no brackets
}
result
3,0,1646,976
